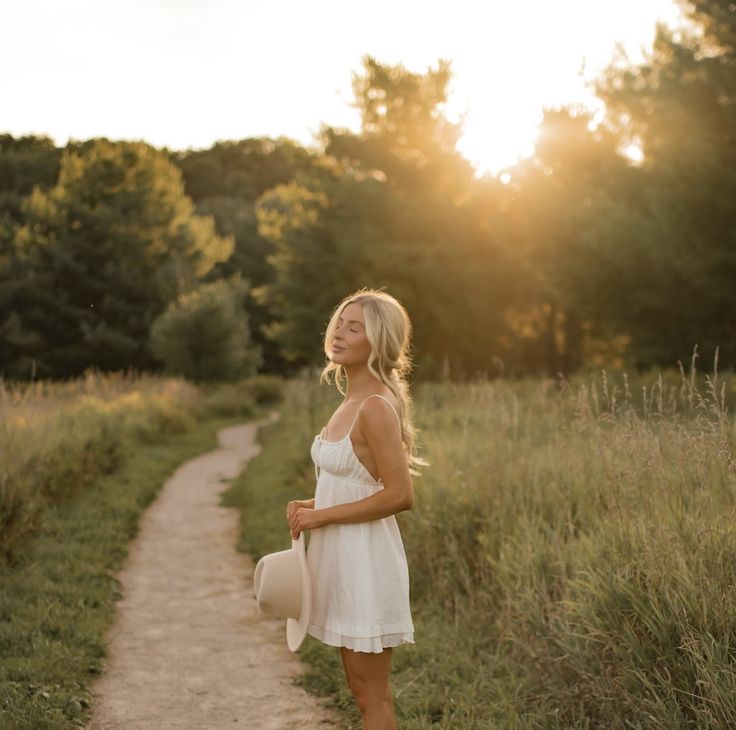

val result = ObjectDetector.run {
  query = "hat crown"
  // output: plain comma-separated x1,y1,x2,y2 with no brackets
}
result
254,544,303,618
253,533,311,652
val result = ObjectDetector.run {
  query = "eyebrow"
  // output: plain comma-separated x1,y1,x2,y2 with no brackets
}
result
338,318,363,325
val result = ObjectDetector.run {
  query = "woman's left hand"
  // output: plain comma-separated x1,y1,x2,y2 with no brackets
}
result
290,507,327,538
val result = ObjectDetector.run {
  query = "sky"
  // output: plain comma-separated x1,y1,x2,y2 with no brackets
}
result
1,0,689,177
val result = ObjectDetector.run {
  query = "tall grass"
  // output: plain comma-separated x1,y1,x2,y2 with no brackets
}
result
232,347,736,728
0,369,283,563
403,346,736,728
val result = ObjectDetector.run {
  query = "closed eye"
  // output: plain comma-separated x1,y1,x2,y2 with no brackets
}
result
338,319,361,333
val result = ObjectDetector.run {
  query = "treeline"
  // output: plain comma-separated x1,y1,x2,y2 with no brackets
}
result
0,0,733,381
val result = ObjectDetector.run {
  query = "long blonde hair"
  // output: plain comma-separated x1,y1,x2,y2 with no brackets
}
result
319,288,429,477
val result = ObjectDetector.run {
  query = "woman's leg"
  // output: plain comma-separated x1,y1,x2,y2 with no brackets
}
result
339,646,353,691
340,646,396,730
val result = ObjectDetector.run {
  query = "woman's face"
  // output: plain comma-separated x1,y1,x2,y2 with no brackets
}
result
330,302,371,365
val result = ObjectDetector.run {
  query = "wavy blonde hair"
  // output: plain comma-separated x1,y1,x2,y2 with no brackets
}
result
319,287,429,477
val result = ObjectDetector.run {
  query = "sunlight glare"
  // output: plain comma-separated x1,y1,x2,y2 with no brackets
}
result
1,0,688,179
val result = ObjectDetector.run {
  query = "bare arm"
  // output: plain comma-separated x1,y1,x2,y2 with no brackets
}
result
318,488,410,525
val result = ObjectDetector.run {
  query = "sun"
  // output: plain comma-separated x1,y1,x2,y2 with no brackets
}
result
439,0,686,180
455,111,539,179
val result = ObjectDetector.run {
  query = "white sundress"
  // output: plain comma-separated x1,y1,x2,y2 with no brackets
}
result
306,393,415,653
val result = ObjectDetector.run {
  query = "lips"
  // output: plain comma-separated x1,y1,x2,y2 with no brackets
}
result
332,345,345,352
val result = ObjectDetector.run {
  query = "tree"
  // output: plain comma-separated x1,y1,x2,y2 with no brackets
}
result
589,1,736,368
171,136,319,375
3,138,233,378
0,135,63,377
149,276,262,382
253,162,407,367
321,54,475,202
506,107,635,375
254,56,518,378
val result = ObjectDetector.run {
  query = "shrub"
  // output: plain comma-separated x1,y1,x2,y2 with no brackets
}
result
149,277,262,382
243,374,285,404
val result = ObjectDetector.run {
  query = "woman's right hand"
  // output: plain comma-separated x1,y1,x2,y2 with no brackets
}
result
286,499,315,538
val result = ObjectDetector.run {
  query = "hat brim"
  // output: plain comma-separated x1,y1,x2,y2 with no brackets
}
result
286,532,312,652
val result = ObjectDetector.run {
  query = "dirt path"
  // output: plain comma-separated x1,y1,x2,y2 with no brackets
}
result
86,415,341,730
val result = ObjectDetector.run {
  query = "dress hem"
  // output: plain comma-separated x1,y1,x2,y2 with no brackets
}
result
307,623,415,653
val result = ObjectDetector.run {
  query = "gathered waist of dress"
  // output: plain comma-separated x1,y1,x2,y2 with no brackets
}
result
318,470,384,489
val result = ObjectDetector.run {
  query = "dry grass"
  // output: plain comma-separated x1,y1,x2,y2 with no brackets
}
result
0,368,280,563
235,346,736,728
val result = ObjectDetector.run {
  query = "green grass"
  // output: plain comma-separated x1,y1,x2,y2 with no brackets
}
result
0,372,284,730
225,355,736,729
0,413,260,730
3,358,733,728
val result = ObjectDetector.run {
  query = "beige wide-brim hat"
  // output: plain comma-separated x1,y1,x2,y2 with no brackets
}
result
253,531,312,652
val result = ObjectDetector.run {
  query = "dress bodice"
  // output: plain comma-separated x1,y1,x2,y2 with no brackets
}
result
310,393,402,486
311,433,383,486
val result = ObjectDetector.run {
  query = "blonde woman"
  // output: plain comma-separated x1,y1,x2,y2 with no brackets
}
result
287,288,427,730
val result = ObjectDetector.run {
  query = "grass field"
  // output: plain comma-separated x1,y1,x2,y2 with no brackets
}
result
226,352,736,728
2,353,734,728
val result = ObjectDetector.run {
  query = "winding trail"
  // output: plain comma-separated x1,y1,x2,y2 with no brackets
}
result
86,415,341,730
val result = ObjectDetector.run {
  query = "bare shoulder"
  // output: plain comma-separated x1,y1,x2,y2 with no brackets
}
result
359,392,401,432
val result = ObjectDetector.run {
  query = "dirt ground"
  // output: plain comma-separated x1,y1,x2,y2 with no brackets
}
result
86,414,342,730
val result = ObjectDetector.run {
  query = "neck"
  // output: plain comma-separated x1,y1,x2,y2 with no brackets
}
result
341,363,383,401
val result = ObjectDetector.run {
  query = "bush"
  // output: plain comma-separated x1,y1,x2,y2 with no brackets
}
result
243,374,285,404
149,277,262,382
0,374,200,563
192,375,285,419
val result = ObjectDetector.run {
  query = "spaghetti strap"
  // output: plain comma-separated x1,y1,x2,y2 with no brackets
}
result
366,394,402,430
319,393,402,444
349,393,402,435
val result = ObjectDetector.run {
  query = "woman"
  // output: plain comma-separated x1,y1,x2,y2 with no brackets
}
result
286,288,427,730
